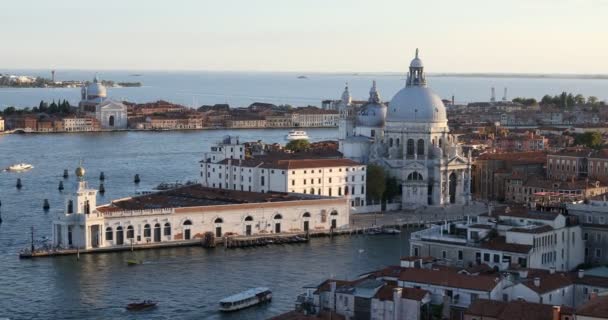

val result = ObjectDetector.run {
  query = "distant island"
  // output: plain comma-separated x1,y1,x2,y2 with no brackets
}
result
0,73,142,88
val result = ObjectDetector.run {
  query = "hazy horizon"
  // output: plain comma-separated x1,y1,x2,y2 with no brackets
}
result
3,0,608,74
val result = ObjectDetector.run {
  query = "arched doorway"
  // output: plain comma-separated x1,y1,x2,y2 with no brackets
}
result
244,216,253,236
274,214,282,233
214,218,223,237
330,210,338,229
153,223,161,242
449,172,457,204
108,115,115,127
116,226,124,245
183,220,193,240
302,212,311,232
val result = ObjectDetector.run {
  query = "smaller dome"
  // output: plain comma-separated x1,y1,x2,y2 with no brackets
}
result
357,103,387,127
85,76,107,99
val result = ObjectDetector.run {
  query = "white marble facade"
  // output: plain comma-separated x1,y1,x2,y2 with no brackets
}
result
339,50,472,207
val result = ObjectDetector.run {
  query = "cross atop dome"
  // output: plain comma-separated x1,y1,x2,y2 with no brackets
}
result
407,48,426,87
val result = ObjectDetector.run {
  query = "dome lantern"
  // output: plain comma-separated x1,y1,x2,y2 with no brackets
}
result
407,48,426,87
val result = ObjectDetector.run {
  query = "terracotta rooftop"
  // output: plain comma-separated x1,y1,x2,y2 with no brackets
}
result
269,310,345,320
476,151,547,164
400,256,435,262
480,206,561,221
466,299,573,320
373,285,429,302
480,236,533,254
215,157,361,170
509,225,554,234
398,267,501,292
548,148,594,158
96,184,329,213
576,295,608,318
522,272,573,294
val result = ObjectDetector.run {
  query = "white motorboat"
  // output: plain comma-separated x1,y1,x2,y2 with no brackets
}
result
5,163,33,172
382,227,401,235
285,130,309,141
219,287,272,312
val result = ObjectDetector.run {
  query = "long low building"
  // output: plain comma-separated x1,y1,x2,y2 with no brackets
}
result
52,168,349,251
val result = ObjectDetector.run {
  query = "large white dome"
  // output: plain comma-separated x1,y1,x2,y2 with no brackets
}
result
388,86,446,123
85,76,107,98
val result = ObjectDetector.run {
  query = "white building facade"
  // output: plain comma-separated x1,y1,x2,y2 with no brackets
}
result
338,50,472,208
52,167,349,250
78,75,128,129
200,137,368,208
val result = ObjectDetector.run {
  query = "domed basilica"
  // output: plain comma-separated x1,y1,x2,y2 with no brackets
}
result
338,50,471,207
79,75,128,129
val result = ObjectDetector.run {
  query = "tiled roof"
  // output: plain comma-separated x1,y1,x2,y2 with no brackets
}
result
576,295,608,318
480,236,533,254
466,299,573,320
509,225,554,234
96,184,329,213
522,272,573,294
398,267,501,292
476,151,547,164
572,274,608,288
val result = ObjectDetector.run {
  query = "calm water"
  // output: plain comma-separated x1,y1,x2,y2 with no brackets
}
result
1,70,607,109
0,128,413,319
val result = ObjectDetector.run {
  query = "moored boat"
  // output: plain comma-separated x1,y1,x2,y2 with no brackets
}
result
126,300,157,311
219,287,272,312
5,163,33,172
285,130,309,141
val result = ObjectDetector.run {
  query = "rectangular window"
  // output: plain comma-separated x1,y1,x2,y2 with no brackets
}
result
442,250,447,259
261,176,265,186
493,254,500,263
292,180,295,186
484,253,490,262
458,250,463,261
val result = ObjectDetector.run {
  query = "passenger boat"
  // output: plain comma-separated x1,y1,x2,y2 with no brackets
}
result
219,287,272,312
285,130,309,141
126,300,157,311
126,259,143,266
5,163,33,172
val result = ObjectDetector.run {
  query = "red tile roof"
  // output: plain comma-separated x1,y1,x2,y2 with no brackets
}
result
522,272,573,294
398,267,501,292
576,295,608,318
466,299,573,320
480,236,533,254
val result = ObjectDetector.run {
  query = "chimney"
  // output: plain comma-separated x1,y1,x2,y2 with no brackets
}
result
552,306,561,320
591,292,598,300
330,281,337,293
393,287,403,303
549,267,556,274
578,269,585,279
519,270,529,279
534,277,541,287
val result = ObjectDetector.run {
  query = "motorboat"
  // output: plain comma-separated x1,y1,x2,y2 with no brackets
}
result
219,287,272,312
126,259,143,266
285,130,309,141
5,163,33,172
126,300,157,311
382,227,401,235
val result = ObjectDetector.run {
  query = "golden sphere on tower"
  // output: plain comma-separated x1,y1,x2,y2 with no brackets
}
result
75,166,86,178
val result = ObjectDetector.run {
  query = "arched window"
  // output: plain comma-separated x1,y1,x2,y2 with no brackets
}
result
245,216,253,221
303,212,311,218
345,187,349,195
407,172,423,181
164,223,171,236
126,226,134,239
109,115,115,127
396,138,400,146
318,188,322,195
432,139,436,146
214,218,223,224
407,139,415,156
417,139,425,156
144,224,151,237
389,138,393,147
183,220,193,225
338,187,342,196
439,138,443,148
310,187,315,194
67,200,73,214
105,227,113,241
116,226,124,245
331,210,338,216
84,200,90,214
274,214,283,220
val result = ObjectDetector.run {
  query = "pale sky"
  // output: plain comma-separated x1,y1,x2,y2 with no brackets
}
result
2,0,607,73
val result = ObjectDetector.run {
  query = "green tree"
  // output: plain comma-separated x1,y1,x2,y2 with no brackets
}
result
285,139,310,152
366,164,386,202
383,176,400,202
540,95,554,105
575,132,603,149
574,94,586,105
588,96,599,105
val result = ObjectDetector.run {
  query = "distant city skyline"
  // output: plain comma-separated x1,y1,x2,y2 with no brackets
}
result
2,0,607,74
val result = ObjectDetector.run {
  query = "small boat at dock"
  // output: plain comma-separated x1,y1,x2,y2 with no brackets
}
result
382,227,401,234
126,300,157,311
285,130,309,141
5,163,33,172
219,287,272,312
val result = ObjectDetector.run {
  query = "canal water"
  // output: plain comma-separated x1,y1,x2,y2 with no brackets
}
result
0,128,413,319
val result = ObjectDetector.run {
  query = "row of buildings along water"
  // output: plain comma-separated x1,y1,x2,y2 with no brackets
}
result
43,50,608,319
